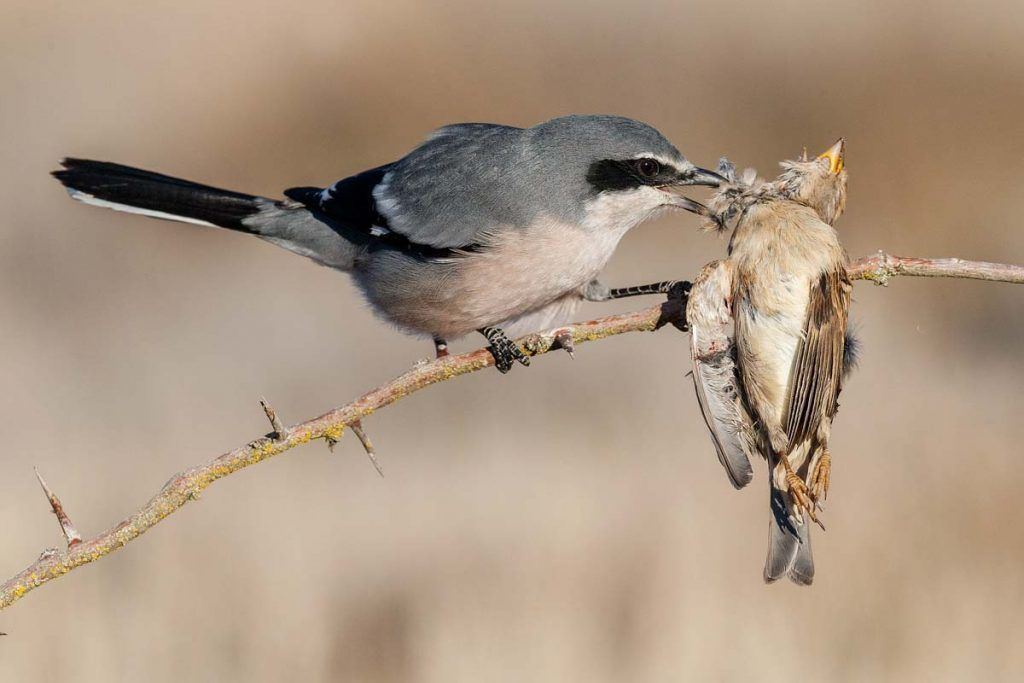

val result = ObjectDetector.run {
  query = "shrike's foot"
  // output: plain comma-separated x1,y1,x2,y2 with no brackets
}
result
665,280,693,332
480,326,530,374
780,458,825,531
433,338,449,359
810,450,831,504
665,280,692,303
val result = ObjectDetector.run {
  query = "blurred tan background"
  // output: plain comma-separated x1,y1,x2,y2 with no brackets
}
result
2,1,1024,680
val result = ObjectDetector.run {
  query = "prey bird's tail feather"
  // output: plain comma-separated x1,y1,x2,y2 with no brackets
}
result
764,483,814,585
52,159,361,271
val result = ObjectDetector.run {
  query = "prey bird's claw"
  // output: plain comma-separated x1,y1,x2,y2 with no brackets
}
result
480,326,530,374
810,450,832,504
783,466,823,530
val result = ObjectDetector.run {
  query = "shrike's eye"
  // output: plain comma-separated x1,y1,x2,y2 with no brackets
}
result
635,158,660,179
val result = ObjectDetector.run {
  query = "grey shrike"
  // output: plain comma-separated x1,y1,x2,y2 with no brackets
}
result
53,114,723,371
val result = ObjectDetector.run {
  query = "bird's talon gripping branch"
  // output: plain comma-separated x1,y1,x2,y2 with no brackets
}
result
479,326,530,373
667,280,692,304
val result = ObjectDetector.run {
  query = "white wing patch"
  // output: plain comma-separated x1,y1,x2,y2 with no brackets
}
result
371,173,404,228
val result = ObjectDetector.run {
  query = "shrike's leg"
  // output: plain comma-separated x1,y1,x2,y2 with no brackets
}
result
433,338,449,359
583,279,691,302
479,326,530,374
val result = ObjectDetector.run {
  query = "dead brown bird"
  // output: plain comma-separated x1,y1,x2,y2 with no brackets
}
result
687,140,851,585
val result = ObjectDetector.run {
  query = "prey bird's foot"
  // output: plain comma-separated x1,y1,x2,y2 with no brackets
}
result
479,326,530,374
780,458,825,531
810,450,831,504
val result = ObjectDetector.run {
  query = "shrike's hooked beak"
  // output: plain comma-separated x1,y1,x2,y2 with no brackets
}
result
663,165,724,216
817,138,846,174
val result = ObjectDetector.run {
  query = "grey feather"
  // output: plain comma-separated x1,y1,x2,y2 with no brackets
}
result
764,484,813,584
242,201,366,271
788,521,815,585
375,115,689,249
687,261,755,489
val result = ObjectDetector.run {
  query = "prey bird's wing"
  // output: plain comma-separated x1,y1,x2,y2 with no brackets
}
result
782,267,853,449
687,260,755,489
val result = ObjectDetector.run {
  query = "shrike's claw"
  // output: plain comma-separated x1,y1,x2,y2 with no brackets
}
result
666,280,692,331
666,280,692,302
480,326,530,374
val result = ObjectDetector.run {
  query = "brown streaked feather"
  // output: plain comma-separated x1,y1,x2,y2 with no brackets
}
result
782,268,852,449
687,260,755,489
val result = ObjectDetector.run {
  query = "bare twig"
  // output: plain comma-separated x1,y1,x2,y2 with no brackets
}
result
1,252,1021,610
350,420,384,477
259,397,288,441
33,468,82,548
848,251,1024,285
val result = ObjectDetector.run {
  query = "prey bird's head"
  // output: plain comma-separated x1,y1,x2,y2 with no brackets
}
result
775,138,848,225
528,115,724,234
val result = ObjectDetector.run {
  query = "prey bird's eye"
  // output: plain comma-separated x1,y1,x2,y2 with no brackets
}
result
635,158,660,179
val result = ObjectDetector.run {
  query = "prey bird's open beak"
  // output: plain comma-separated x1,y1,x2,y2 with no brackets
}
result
817,138,845,174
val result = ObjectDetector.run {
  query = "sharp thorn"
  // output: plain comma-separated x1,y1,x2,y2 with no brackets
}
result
33,467,82,548
351,420,384,478
259,397,288,441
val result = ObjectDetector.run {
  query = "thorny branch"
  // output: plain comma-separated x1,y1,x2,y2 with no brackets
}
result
1,252,1022,611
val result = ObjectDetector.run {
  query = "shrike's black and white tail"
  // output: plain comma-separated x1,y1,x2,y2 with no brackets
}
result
52,159,360,271
53,158,268,230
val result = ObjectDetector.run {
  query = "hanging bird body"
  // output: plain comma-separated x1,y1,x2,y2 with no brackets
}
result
687,140,851,585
